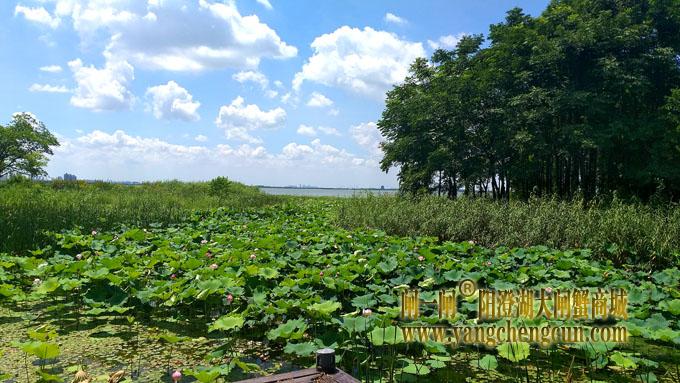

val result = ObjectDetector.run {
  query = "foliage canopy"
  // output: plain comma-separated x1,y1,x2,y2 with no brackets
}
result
0,113,58,179
379,0,680,201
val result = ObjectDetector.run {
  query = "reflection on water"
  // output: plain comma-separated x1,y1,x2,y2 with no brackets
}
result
259,187,398,197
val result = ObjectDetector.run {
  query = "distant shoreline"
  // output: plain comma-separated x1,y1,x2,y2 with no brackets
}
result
257,185,399,191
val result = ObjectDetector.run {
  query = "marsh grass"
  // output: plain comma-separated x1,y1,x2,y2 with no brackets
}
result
0,180,285,253
336,194,680,267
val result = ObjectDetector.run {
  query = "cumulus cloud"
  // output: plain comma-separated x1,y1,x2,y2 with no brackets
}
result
194,134,208,142
428,33,467,50
68,55,135,111
215,96,286,143
39,65,63,73
297,124,341,137
15,5,60,28
292,26,425,98
384,13,406,25
306,92,333,108
145,81,200,121
49,130,392,186
350,121,384,156
233,70,268,89
56,0,295,71
29,83,70,93
233,70,280,98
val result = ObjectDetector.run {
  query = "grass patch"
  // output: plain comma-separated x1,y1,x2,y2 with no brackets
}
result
336,194,680,268
0,180,285,253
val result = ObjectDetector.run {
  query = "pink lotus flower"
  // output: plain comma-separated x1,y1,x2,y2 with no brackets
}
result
75,253,82,260
171,370,182,382
201,239,208,244
250,254,257,260
91,230,97,235
418,256,425,262
319,271,324,277
545,287,553,294
362,308,372,316
206,251,213,258
170,274,177,280
468,240,475,245
33,278,41,286
210,263,218,270
226,293,233,303
486,261,492,266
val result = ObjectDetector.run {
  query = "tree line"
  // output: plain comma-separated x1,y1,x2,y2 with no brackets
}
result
379,0,680,201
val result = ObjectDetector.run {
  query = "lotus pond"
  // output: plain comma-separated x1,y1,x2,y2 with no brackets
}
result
0,202,678,382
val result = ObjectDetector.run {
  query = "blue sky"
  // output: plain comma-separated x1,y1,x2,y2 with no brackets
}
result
0,0,548,187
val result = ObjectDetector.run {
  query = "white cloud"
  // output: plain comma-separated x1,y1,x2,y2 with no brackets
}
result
145,81,200,121
215,96,286,143
194,134,208,142
39,65,63,73
296,124,341,137
233,70,280,98
49,130,393,187
29,84,70,93
306,92,333,108
30,1,296,72
318,126,341,136
350,121,384,156
68,55,135,111
296,124,317,136
15,5,60,28
256,0,273,10
428,33,467,50
328,108,339,116
281,142,314,159
293,26,425,98
233,70,268,89
384,13,406,25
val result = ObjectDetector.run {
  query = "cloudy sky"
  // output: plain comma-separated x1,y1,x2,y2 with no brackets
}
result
1,0,548,187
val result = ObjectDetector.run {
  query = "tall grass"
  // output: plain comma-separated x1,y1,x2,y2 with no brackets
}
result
336,194,680,268
0,180,284,253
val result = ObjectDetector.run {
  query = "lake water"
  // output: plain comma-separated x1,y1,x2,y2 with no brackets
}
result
259,187,398,197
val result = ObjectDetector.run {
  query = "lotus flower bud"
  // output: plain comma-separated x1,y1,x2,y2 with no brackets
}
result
171,370,182,382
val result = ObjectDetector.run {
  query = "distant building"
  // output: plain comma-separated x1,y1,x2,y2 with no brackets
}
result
63,173,77,181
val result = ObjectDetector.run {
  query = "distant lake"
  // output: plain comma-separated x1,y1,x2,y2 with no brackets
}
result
259,187,398,197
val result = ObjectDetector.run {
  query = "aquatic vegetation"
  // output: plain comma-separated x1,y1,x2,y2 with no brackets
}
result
0,202,678,382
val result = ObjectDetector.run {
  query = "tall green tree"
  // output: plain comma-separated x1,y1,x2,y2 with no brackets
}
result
0,113,59,179
379,0,680,201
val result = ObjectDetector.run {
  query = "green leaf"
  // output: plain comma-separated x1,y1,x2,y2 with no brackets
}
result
209,315,244,332
609,352,637,369
369,326,404,346
283,341,317,356
661,299,680,316
470,355,498,370
377,257,398,273
402,363,430,375
496,342,530,362
309,300,341,316
267,319,307,341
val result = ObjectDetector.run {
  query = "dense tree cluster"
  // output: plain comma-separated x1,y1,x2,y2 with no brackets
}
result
379,0,680,201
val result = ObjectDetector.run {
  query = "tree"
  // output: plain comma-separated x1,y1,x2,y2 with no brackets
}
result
209,176,233,201
379,0,680,201
0,113,59,179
